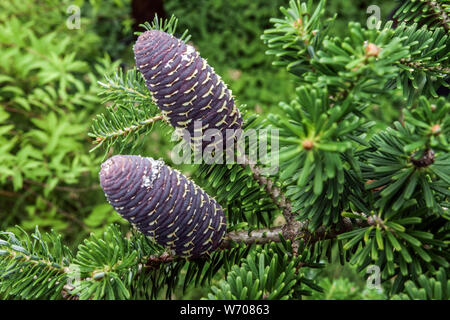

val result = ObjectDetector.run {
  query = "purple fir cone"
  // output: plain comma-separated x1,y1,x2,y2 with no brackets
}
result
100,155,227,258
134,30,242,149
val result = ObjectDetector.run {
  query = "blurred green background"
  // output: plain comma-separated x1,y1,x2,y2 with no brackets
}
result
0,0,399,299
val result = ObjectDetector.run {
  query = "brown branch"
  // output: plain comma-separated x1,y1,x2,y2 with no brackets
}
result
93,114,165,144
426,0,450,31
399,58,450,74
410,148,435,167
144,228,284,268
143,217,366,268
3,105,41,119
59,219,367,300
238,155,373,258
239,156,295,224
221,227,283,247
239,155,302,255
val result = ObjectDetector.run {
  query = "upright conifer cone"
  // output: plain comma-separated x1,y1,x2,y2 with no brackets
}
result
134,30,242,148
99,155,227,258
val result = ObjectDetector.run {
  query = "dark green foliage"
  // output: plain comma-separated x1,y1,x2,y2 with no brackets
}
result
194,113,281,230
393,0,450,31
261,0,449,294
331,97,450,293
264,1,449,104
0,0,127,241
268,84,371,230
362,100,449,216
206,241,322,300
389,23,449,103
326,0,398,37
391,268,449,300
0,224,256,300
0,226,73,299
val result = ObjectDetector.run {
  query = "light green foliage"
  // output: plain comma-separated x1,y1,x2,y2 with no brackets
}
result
309,277,386,300
0,0,126,239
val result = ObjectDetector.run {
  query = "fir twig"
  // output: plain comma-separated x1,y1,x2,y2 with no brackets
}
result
92,114,165,145
142,219,366,267
240,155,300,254
426,0,450,31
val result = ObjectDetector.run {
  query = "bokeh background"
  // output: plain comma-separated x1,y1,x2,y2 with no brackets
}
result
0,0,401,299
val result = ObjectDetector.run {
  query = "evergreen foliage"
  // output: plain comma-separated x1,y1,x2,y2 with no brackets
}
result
393,0,450,31
0,0,128,240
1,0,449,300
205,242,322,300
391,267,449,299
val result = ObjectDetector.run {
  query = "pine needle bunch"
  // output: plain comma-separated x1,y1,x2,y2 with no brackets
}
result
1,1,449,300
